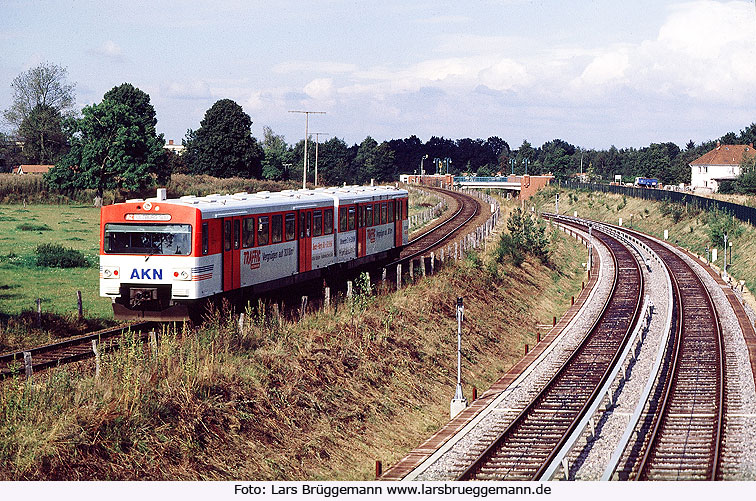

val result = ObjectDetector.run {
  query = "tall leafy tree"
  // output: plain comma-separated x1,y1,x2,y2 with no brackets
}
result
260,126,294,180
18,104,67,164
103,83,157,130
46,86,169,198
3,62,76,128
184,99,263,178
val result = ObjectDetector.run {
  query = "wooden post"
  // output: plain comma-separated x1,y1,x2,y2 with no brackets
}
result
23,351,32,380
396,264,402,289
77,290,83,320
525,344,529,354
409,259,414,280
36,298,42,326
571,295,575,305
92,340,101,378
300,296,308,320
472,386,478,401
149,331,158,357
553,316,557,327
375,460,383,479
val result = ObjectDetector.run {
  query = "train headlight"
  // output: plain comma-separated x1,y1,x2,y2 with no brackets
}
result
173,268,191,281
102,266,120,279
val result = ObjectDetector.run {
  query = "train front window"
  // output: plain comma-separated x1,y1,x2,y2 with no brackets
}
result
104,223,192,255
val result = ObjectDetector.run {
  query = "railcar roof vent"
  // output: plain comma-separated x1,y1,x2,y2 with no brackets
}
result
156,188,167,201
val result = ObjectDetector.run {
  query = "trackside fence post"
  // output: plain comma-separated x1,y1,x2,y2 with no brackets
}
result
92,339,101,379
23,351,32,381
77,290,83,320
396,264,402,290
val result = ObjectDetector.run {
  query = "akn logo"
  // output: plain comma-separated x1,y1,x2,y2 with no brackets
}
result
130,268,163,280
367,228,376,243
244,249,261,270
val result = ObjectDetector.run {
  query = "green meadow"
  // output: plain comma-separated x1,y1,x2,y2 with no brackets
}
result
0,204,112,319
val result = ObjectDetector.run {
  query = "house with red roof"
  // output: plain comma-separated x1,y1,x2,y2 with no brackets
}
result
689,142,756,192
15,164,53,175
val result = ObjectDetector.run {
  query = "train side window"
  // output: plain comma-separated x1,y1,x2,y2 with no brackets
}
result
224,220,232,251
202,222,209,255
285,213,296,241
233,219,241,249
396,200,402,221
313,210,323,237
258,216,269,246
339,207,348,232
271,214,283,243
366,205,373,227
381,203,387,224
299,212,305,238
324,208,333,235
242,217,255,248
348,207,355,230
389,201,395,222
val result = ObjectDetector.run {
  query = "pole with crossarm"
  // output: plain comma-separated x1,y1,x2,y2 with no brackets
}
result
289,110,326,189
311,132,328,186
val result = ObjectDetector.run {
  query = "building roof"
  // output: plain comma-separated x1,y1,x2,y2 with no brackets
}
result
690,143,756,166
16,164,53,174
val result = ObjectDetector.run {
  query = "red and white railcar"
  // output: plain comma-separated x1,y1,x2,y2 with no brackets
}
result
100,186,408,320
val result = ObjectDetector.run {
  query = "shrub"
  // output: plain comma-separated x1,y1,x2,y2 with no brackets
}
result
17,223,51,231
35,243,90,268
495,208,550,266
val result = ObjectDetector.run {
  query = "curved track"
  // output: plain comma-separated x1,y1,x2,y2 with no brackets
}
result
622,231,725,481
457,224,644,480
397,187,482,263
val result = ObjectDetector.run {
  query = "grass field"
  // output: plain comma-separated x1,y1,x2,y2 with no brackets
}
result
0,204,111,320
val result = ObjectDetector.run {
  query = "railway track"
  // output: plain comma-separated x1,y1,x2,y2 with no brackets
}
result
456,224,644,480
398,187,482,263
618,229,725,481
1,188,486,382
0,322,156,381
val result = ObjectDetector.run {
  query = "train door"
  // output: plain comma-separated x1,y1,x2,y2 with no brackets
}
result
298,209,313,272
222,216,242,291
357,204,367,257
394,199,402,247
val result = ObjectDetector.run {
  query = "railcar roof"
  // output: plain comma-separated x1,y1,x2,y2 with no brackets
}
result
125,185,407,218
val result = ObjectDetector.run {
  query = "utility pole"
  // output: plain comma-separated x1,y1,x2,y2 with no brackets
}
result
289,110,326,189
724,232,728,279
312,132,328,186
420,154,428,177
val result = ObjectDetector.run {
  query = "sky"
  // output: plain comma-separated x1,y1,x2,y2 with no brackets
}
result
1,0,755,150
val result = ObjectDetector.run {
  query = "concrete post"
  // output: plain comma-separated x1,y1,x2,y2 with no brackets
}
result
324,287,331,309
346,281,353,298
430,252,435,274
396,264,402,289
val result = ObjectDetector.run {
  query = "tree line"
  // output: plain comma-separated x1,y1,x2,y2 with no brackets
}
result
2,62,756,196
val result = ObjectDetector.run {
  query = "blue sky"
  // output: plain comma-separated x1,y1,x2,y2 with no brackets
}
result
1,0,755,150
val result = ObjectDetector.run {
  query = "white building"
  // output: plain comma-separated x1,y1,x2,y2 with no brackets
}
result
164,139,185,154
689,142,755,193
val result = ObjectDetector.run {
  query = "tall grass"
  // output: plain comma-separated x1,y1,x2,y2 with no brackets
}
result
0,209,589,480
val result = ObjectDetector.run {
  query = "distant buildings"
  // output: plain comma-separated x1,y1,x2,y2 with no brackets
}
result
15,164,52,175
689,141,755,193
164,139,185,154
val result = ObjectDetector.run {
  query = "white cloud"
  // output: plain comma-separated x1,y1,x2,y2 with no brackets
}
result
304,78,335,101
273,61,358,74
161,81,212,100
93,40,125,60
479,58,530,91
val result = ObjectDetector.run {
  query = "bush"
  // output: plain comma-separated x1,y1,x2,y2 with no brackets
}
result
17,223,52,231
35,243,90,268
495,208,550,266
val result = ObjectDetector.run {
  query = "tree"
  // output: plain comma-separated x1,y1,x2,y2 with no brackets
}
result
46,89,169,198
260,126,294,180
317,137,352,185
354,136,394,184
3,62,76,128
184,99,263,178
0,132,23,172
18,104,67,164
103,83,157,130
